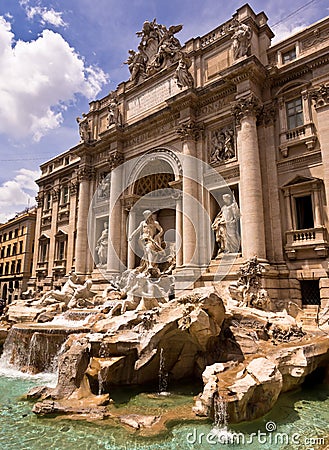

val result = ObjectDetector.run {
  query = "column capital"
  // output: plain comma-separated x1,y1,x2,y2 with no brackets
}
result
176,120,204,141
77,165,95,182
108,151,124,170
35,193,44,208
311,84,329,109
257,102,277,127
69,180,79,195
51,187,60,202
232,94,262,125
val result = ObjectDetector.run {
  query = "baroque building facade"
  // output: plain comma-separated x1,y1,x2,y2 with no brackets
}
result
0,208,36,302
30,4,329,312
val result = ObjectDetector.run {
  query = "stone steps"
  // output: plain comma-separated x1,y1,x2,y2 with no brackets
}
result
299,306,319,327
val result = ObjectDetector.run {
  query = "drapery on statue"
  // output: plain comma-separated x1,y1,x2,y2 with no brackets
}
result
174,52,194,89
125,49,146,83
128,210,164,273
76,114,90,142
212,194,240,256
231,22,252,60
107,95,122,127
96,222,108,266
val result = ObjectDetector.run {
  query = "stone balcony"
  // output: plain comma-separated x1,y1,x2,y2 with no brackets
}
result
279,123,316,157
53,259,67,274
285,226,328,259
36,261,48,276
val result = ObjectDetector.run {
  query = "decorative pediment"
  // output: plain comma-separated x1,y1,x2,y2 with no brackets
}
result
282,175,320,188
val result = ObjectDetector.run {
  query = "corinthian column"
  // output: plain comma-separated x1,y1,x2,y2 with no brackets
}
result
176,120,203,267
75,166,93,275
233,95,266,260
107,152,124,274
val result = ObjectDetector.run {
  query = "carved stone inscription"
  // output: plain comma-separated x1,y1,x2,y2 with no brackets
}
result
126,77,181,119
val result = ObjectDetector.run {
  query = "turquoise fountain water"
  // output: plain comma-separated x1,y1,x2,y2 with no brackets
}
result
0,353,328,450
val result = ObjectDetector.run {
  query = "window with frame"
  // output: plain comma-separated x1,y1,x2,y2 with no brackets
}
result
61,185,69,205
286,97,303,130
16,260,21,274
56,237,67,261
39,239,49,263
6,245,11,257
1,248,5,258
5,262,9,275
19,241,23,254
295,195,314,230
8,231,12,240
282,47,296,64
12,243,17,256
44,192,52,210
0,263,3,275
10,261,15,275
14,228,18,238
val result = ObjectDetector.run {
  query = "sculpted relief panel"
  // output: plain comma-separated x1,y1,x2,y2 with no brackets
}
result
209,125,236,164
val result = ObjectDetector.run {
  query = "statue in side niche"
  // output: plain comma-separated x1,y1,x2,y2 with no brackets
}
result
212,194,240,255
96,222,109,266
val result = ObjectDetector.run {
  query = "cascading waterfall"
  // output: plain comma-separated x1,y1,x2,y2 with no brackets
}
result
158,347,169,394
211,391,235,443
214,393,228,427
98,370,105,395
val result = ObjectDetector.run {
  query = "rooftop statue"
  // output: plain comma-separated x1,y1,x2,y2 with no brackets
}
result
231,21,252,60
124,19,193,88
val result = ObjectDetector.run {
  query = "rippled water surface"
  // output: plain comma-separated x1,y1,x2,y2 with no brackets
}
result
0,367,328,450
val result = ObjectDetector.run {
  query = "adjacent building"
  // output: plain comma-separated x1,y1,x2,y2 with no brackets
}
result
29,4,329,313
0,208,36,302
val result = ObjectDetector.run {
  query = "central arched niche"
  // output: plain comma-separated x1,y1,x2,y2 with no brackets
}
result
128,154,179,269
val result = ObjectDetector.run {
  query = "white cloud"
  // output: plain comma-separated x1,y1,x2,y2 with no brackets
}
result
20,0,67,28
0,168,40,222
272,23,306,44
0,17,108,141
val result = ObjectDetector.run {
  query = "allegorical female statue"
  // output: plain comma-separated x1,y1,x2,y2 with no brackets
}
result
212,194,240,256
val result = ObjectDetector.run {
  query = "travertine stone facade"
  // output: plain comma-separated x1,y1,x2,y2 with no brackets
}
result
0,208,36,302
30,4,329,310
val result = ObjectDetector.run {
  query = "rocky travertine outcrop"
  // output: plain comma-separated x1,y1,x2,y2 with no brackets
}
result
28,334,109,414
6,282,327,425
29,287,226,416
193,302,329,423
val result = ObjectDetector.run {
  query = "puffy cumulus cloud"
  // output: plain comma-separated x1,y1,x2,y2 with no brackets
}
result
0,17,108,141
0,168,40,222
20,0,67,28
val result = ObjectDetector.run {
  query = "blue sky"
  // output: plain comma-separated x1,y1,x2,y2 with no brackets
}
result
0,0,328,221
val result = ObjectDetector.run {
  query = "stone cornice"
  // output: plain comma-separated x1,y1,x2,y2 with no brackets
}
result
232,94,262,125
